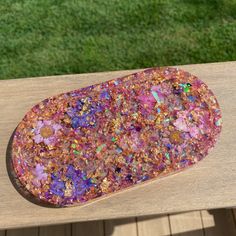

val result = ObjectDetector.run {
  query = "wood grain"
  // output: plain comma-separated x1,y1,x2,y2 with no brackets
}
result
0,62,236,229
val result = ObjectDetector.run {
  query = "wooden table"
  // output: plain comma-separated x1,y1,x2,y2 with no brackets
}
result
0,62,236,230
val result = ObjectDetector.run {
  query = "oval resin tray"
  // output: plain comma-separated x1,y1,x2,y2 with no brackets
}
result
9,67,222,207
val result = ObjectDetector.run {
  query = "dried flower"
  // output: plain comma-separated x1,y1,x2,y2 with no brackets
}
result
33,120,62,145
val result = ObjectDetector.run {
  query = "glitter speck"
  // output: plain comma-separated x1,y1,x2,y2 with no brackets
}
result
111,137,117,142
184,87,190,93
169,130,183,144
151,91,161,103
116,147,123,154
96,144,106,153
165,153,170,160
188,95,196,102
215,118,222,126
73,150,80,155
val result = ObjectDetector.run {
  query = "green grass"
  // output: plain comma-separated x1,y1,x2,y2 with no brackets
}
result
0,0,236,79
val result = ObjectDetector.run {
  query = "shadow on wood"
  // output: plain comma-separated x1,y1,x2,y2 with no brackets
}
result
1,209,236,236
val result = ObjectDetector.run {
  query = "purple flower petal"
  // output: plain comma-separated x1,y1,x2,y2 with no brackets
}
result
44,137,55,145
34,164,47,181
33,134,43,144
44,120,52,126
173,117,188,132
53,124,62,132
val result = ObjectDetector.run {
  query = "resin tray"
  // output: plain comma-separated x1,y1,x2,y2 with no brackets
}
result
9,67,222,207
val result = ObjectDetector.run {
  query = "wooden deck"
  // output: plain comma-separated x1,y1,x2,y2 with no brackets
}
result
1,209,236,235
0,62,236,230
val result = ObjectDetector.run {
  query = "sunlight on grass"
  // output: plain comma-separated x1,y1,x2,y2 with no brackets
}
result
0,0,235,79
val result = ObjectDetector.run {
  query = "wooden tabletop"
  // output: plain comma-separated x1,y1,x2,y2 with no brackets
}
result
0,61,235,230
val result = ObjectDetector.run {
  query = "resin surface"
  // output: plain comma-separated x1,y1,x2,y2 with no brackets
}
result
10,67,222,207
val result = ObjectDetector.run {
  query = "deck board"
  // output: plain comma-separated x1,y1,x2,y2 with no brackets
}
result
6,227,38,236
104,218,137,236
39,224,71,236
201,209,236,236
233,209,236,222
72,221,104,236
0,62,236,229
169,211,204,236
137,215,170,236
4,209,236,236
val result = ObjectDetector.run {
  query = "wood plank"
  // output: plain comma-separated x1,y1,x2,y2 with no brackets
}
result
137,215,170,236
6,227,38,236
39,224,71,236
169,211,204,236
201,209,236,236
104,218,137,236
0,62,236,229
72,221,104,236
233,209,236,223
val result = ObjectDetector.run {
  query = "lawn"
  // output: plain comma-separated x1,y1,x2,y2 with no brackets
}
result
0,0,235,80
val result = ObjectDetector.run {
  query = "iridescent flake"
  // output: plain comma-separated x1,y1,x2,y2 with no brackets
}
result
10,67,222,207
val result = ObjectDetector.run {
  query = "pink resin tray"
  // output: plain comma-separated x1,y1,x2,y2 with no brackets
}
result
8,67,222,207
